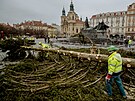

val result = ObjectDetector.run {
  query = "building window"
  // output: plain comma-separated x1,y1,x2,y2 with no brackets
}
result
117,28,119,32
76,29,78,33
122,17,124,26
122,28,124,32
111,19,113,27
72,16,74,20
106,17,109,24
128,28,130,31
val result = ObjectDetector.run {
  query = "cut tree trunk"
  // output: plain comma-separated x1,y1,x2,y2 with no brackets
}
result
21,46,135,68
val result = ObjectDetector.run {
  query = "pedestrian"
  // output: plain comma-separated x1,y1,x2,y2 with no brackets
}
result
47,36,50,43
0,31,4,40
44,34,47,43
44,37,47,43
128,39,132,48
124,39,128,47
105,45,127,99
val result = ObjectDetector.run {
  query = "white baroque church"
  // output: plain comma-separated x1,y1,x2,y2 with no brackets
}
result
61,1,84,37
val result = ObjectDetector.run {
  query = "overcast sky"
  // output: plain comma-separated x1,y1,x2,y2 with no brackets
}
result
0,0,134,25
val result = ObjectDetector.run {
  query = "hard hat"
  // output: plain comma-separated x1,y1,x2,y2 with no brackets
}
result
39,42,42,45
107,45,118,52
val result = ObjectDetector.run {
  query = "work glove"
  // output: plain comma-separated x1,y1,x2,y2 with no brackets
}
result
105,74,112,81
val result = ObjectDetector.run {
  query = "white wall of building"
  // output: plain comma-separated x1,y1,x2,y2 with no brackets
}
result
89,11,127,37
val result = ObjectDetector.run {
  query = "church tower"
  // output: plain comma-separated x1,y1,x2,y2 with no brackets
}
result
70,0,74,11
61,0,84,37
61,7,67,36
62,7,66,16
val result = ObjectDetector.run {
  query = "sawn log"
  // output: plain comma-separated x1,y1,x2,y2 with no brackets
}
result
21,46,135,68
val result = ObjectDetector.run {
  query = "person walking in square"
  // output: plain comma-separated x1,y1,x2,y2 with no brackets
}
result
105,45,127,99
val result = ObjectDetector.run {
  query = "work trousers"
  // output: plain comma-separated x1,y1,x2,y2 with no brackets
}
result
105,75,126,97
128,44,131,48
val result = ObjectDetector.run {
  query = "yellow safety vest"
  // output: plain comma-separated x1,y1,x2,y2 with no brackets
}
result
108,52,122,75
128,40,132,44
41,43,50,48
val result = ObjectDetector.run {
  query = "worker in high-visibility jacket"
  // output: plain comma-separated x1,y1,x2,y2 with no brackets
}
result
128,39,132,48
39,42,50,48
105,45,127,98
39,42,50,58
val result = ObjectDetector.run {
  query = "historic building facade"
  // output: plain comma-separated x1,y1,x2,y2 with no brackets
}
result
89,2,135,39
126,3,135,39
89,11,127,38
13,20,58,38
61,1,84,37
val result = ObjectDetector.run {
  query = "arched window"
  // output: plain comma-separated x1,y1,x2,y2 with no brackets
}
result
72,27,74,31
76,29,78,33
72,16,74,20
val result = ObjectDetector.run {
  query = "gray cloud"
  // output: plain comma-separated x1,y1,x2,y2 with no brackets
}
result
0,0,134,25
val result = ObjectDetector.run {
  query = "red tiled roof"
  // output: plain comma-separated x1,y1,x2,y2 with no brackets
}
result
19,20,48,27
13,20,57,29
47,25,55,29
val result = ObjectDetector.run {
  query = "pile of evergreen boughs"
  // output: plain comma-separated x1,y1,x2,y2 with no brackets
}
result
0,39,135,100
0,38,29,61
0,50,135,101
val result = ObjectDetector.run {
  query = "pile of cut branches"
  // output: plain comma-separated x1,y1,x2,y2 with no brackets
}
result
0,51,135,101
